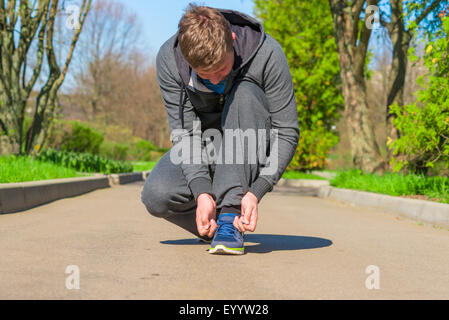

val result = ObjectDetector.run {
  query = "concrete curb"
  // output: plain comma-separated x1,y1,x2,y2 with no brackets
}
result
142,170,151,181
276,178,330,188
317,186,449,228
273,179,449,228
273,178,330,196
108,172,146,185
0,175,110,214
0,171,152,215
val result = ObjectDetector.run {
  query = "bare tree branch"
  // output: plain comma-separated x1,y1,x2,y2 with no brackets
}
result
415,0,443,25
26,0,92,153
24,2,49,97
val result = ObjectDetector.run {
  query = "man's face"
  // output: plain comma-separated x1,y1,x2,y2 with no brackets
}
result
194,49,234,85
193,32,236,85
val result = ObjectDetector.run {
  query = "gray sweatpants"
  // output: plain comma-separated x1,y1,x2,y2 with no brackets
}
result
141,81,272,238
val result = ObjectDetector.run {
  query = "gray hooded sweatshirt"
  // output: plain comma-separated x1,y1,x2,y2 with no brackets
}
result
156,8,300,202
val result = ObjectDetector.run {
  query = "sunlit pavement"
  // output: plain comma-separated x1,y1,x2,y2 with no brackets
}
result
1,181,449,299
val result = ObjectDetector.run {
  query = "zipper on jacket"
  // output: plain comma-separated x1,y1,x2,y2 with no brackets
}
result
179,82,186,129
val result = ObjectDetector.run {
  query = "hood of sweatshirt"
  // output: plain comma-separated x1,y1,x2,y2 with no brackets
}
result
173,8,265,91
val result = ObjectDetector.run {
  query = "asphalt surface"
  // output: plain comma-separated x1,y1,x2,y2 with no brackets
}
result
1,181,449,299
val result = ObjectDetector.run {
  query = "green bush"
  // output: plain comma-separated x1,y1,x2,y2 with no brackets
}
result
46,119,165,162
59,121,104,154
130,138,156,161
287,127,339,171
36,148,133,174
99,140,129,161
46,120,104,154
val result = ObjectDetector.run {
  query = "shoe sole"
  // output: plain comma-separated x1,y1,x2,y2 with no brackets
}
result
209,244,244,255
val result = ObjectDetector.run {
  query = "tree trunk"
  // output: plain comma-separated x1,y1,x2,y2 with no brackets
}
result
385,0,409,165
329,0,386,173
345,77,384,171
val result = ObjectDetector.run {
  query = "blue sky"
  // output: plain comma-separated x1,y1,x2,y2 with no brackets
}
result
115,0,256,57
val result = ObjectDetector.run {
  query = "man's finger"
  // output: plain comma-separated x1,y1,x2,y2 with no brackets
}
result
233,216,243,232
243,208,257,232
244,221,255,232
198,224,208,237
239,203,252,226
233,216,245,232
241,213,250,225
241,202,247,218
196,216,209,236
207,219,217,238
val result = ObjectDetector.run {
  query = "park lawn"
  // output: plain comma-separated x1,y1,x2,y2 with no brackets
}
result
131,162,327,180
0,155,88,183
330,169,449,204
132,161,158,172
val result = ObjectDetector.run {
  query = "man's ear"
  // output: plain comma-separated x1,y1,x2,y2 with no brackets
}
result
232,32,236,41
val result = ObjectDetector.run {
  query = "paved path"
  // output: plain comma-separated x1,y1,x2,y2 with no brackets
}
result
1,181,449,299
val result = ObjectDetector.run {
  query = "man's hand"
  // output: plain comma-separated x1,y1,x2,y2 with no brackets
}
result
196,193,217,238
234,191,258,233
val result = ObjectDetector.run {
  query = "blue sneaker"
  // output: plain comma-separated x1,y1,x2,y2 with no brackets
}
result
209,213,244,255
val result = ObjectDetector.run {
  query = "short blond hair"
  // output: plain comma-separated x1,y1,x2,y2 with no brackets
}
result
178,4,233,70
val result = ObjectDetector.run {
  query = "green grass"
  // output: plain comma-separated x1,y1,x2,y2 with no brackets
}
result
131,162,327,180
282,170,327,180
330,169,449,204
132,161,158,172
0,155,88,183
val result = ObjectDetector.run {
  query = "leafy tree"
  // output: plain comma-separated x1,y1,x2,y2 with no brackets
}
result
389,17,449,174
328,0,447,173
254,0,344,171
0,0,92,155
381,0,447,162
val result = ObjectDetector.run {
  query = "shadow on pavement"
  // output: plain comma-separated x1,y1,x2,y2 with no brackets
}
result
244,234,332,254
161,234,333,254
